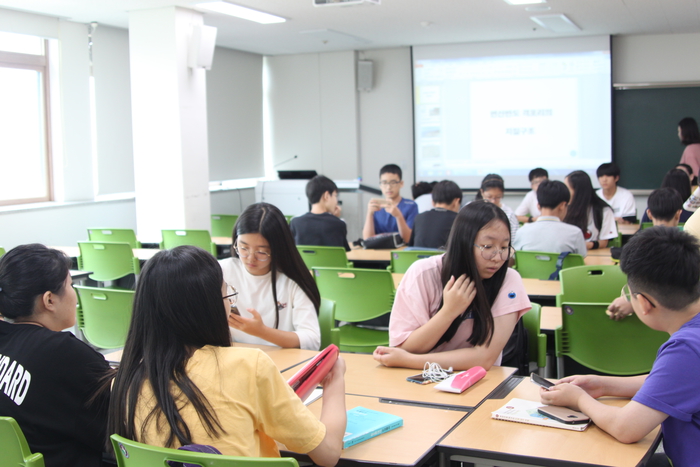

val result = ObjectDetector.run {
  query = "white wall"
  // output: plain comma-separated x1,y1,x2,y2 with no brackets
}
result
612,33,700,84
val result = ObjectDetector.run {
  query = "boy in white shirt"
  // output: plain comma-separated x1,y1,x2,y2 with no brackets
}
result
515,167,548,224
596,162,637,224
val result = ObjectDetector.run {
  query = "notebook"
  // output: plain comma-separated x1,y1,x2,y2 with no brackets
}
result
343,406,404,448
286,344,339,402
491,398,590,432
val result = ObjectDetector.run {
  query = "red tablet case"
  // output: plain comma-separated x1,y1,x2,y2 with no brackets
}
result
287,344,339,402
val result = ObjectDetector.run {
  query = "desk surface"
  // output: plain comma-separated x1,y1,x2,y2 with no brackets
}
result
618,224,640,236
52,245,161,261
287,394,467,467
584,254,616,266
213,236,231,245
346,248,396,262
438,377,660,467
521,278,561,298
540,306,562,331
283,352,516,410
587,247,612,257
104,343,317,373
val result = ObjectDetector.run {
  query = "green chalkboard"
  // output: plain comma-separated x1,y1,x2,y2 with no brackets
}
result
614,86,700,189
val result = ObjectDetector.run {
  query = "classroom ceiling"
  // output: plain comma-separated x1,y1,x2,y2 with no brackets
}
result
1,0,700,55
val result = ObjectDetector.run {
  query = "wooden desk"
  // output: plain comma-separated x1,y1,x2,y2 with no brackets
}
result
104,343,317,373
284,352,516,410
540,306,562,331
584,254,616,266
438,377,660,467
521,278,560,298
586,247,612,257
283,394,467,467
213,236,231,245
346,248,397,262
618,224,640,236
52,245,161,261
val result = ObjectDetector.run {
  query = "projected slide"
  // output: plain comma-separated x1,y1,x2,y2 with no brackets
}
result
414,38,611,189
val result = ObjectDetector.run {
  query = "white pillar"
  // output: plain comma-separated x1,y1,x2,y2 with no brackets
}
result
128,7,211,242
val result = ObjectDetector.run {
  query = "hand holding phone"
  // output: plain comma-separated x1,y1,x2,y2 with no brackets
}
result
530,372,555,391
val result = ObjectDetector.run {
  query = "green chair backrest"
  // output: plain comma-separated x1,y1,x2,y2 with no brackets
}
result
521,303,546,371
556,265,627,307
387,250,442,274
0,416,45,467
319,298,340,350
77,241,141,282
284,215,294,224
160,230,217,256
211,214,239,238
514,251,585,280
87,228,141,248
296,246,352,269
555,302,668,376
312,267,395,323
608,231,623,248
642,222,684,230
0,246,5,257
75,286,135,349
110,434,299,467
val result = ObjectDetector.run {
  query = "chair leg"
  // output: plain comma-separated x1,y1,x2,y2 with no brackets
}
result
557,357,565,379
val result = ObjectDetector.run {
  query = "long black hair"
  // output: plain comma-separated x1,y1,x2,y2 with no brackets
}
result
661,168,692,201
232,203,321,329
434,200,511,349
108,246,231,448
563,170,612,235
0,244,71,319
679,117,700,145
474,173,504,201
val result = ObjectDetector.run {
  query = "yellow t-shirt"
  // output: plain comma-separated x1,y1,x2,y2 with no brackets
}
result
133,346,326,456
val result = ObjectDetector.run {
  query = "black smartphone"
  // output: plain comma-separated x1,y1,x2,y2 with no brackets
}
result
230,306,240,316
406,373,430,385
537,406,590,424
530,372,555,390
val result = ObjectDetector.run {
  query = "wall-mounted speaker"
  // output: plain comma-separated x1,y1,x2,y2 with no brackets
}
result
188,25,218,70
357,60,373,91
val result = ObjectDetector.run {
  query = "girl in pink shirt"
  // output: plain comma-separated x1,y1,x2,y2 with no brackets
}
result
373,200,531,370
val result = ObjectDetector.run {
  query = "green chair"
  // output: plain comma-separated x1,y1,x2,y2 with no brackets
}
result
554,302,668,378
556,265,627,307
0,246,5,257
0,416,45,467
211,214,239,237
514,251,584,280
608,230,623,248
87,228,141,248
642,222,684,230
386,250,442,274
160,230,217,256
77,241,141,283
319,298,340,350
312,267,395,353
284,215,294,224
521,303,546,376
110,434,299,467
296,245,353,269
75,286,135,349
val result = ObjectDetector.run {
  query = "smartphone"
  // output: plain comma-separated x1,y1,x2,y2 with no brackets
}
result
230,306,240,316
537,406,590,424
406,374,430,385
530,372,555,390
370,198,390,206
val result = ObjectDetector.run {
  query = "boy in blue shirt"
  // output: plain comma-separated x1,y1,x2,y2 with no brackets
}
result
541,227,700,467
363,164,418,244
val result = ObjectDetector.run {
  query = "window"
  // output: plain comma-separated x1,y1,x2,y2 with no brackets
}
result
0,32,51,205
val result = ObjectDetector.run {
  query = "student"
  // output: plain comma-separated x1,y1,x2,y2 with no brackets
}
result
540,227,700,467
606,188,682,321
408,180,461,249
563,170,618,250
373,200,531,370
363,164,418,244
513,180,587,256
515,167,548,224
220,203,321,350
109,246,346,465
641,168,693,224
0,244,111,467
595,162,637,224
476,175,519,241
678,117,700,177
290,175,350,251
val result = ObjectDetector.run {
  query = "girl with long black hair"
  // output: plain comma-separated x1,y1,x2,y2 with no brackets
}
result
373,201,531,370
220,202,321,350
563,170,618,250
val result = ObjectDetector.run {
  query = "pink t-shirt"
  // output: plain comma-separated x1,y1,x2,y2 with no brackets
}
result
680,143,700,179
389,255,531,363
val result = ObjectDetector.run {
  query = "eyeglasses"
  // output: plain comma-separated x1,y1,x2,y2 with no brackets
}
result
621,284,656,308
474,244,514,261
482,195,503,204
379,180,401,187
223,284,238,306
234,244,271,262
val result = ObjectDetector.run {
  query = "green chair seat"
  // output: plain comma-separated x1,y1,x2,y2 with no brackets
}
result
160,229,217,256
297,245,353,269
111,434,298,467
75,286,135,349
87,228,141,248
0,416,45,467
514,250,584,280
77,241,140,283
211,214,239,237
386,249,442,274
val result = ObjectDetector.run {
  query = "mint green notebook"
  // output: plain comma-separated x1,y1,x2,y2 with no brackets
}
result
343,406,403,449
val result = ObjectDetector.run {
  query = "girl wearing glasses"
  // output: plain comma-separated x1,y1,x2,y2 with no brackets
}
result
374,200,531,370
220,203,321,350
109,246,346,464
